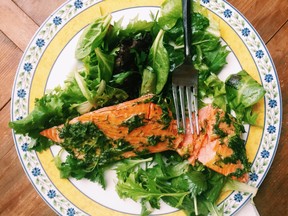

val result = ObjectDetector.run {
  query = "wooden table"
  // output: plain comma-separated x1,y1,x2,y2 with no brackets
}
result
0,0,287,215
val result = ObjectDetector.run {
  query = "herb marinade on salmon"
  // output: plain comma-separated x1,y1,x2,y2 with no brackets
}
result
40,94,250,182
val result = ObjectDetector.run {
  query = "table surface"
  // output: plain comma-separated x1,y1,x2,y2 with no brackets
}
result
0,0,287,215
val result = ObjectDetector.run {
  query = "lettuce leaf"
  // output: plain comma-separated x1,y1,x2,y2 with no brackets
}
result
157,0,182,30
10,90,68,137
225,70,265,124
95,47,114,82
115,153,227,216
148,29,170,94
75,14,112,60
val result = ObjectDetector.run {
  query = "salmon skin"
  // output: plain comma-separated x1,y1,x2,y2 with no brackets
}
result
40,94,249,182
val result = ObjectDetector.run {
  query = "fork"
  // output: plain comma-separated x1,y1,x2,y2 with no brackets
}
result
172,0,199,134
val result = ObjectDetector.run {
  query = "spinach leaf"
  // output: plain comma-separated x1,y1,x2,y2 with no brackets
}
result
140,66,156,95
95,48,114,82
158,0,182,30
110,72,134,85
82,51,99,79
74,69,94,103
148,29,170,94
75,14,111,60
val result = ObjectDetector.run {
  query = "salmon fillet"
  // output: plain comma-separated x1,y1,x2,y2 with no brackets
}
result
40,95,249,182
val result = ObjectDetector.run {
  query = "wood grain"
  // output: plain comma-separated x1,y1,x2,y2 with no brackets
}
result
13,0,65,26
254,22,288,216
0,31,23,109
228,0,288,43
0,103,55,216
0,0,38,51
0,0,287,215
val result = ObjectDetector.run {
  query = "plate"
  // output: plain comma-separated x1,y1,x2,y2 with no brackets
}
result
11,0,282,215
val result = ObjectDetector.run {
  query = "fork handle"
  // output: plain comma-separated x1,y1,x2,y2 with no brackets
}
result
182,0,192,62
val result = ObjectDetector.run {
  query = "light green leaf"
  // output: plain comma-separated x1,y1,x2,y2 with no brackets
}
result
75,14,111,59
148,29,170,94
95,48,114,82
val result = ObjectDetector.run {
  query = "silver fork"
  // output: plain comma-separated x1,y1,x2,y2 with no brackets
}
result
172,0,199,134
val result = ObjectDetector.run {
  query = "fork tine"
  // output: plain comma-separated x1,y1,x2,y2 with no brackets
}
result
191,86,199,135
179,86,186,133
172,84,181,130
186,87,194,134
172,0,199,135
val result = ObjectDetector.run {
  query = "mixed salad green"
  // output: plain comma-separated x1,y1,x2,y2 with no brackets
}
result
10,0,265,215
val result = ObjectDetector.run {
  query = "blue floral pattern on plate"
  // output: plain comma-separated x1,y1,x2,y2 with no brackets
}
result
10,0,282,215
223,9,232,18
17,89,26,98
74,0,83,9
256,50,264,59
241,27,250,37
67,208,76,216
202,0,210,4
47,189,56,199
234,193,243,202
268,99,277,108
36,38,45,48
23,62,33,72
261,150,270,159
21,143,29,152
32,167,41,176
53,16,62,25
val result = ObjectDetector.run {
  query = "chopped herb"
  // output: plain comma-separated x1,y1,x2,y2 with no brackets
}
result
213,112,228,137
166,135,176,148
227,135,251,169
115,139,133,151
228,168,247,178
121,114,146,133
215,135,251,178
213,127,227,138
233,120,246,134
59,121,109,152
149,95,172,129
160,108,172,130
147,135,162,146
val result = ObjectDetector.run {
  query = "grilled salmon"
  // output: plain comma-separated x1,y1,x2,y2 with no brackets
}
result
40,95,249,182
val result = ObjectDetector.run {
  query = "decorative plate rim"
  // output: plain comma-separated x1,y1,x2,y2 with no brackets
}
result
10,0,282,215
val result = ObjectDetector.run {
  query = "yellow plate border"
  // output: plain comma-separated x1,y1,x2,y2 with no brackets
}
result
11,0,280,215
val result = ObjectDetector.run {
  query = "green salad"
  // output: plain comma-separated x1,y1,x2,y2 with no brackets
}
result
9,0,265,215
